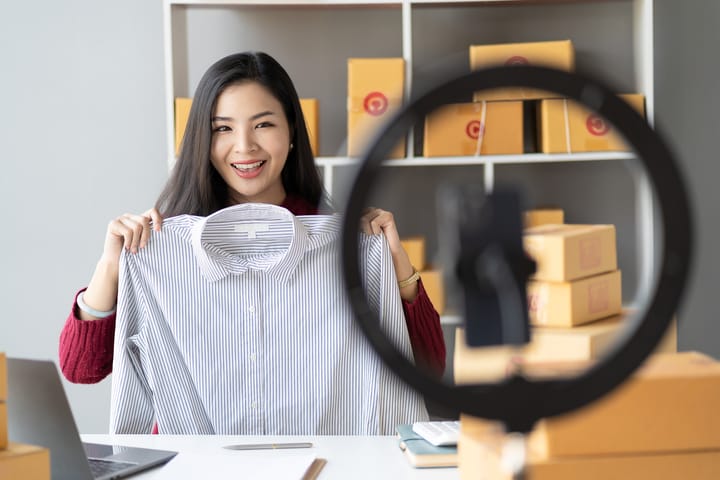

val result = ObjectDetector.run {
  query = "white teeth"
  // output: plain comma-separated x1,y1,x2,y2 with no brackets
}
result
232,161,264,171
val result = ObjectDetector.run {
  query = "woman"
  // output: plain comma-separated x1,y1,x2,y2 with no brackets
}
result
59,51,445,390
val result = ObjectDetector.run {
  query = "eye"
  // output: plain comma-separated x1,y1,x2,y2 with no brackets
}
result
255,121,275,129
212,125,231,133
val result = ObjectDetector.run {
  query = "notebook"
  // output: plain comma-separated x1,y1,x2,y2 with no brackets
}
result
6,357,177,480
396,423,458,468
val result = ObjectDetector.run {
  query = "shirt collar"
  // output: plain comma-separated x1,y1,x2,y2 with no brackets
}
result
191,203,308,283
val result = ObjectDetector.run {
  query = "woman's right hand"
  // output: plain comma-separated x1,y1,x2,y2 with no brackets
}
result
79,208,164,320
101,208,164,262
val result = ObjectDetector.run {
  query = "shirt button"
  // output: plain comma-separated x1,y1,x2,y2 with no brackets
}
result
251,402,257,409
250,353,256,361
248,305,255,313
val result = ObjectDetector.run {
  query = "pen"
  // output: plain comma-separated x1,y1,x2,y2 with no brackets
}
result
223,442,314,451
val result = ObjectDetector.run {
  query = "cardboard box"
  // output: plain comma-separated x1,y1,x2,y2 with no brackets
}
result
174,97,192,156
454,312,678,384
524,208,564,228
459,423,720,480
0,352,5,401
454,332,597,384
528,270,622,327
538,94,646,153
528,351,720,457
423,101,523,156
454,315,621,384
525,314,623,361
300,98,320,157
524,224,617,282
421,269,445,315
0,403,6,450
401,236,426,271
470,40,575,101
0,443,50,479
347,58,405,159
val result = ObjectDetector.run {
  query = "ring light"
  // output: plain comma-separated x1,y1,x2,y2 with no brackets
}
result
340,65,693,434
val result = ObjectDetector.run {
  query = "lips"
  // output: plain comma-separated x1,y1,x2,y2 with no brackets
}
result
231,160,266,178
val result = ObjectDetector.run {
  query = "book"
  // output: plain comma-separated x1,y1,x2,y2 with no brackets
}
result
396,424,458,468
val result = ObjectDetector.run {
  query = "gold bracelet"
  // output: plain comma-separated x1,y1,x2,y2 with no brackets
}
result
397,267,421,289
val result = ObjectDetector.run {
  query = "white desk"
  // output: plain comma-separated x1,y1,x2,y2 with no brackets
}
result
82,434,460,480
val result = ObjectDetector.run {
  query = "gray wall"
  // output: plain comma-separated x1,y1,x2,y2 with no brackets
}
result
0,0,717,433
655,0,720,358
0,1,168,432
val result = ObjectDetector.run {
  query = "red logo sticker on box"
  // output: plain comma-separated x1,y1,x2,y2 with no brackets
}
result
588,280,609,313
586,114,610,136
528,289,549,324
579,237,602,270
363,91,389,116
466,120,484,140
505,56,529,66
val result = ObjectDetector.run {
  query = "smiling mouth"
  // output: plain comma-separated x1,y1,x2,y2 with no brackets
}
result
232,160,266,172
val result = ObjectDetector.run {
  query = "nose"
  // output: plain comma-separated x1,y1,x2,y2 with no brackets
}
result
233,128,258,153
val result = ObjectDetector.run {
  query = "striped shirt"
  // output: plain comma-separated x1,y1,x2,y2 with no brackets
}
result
109,203,428,435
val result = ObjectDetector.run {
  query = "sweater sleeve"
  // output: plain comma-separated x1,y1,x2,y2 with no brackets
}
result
58,289,115,384
402,279,446,377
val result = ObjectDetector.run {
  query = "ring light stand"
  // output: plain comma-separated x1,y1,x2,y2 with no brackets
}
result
340,66,693,478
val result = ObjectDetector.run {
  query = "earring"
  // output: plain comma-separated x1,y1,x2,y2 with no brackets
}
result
289,143,294,150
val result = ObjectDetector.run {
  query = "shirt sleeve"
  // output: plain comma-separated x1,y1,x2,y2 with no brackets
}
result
109,254,156,434
58,289,115,384
402,278,447,378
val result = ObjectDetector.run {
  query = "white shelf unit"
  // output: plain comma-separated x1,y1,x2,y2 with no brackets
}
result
162,0,656,325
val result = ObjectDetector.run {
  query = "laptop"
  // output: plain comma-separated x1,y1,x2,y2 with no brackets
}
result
6,358,177,480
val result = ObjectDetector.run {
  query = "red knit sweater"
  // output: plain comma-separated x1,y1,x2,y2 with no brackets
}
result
59,196,446,385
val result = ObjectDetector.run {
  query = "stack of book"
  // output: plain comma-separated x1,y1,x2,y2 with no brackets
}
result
395,424,457,468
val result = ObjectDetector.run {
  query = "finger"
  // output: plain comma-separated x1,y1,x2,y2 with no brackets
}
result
359,207,378,234
359,212,373,235
144,207,164,231
116,215,146,253
368,216,384,235
369,210,392,235
107,219,136,253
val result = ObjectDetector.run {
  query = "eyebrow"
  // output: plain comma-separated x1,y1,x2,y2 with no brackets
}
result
212,110,277,123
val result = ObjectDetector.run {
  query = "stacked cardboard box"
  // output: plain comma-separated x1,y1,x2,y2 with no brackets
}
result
524,224,622,327
454,312,677,383
424,40,575,157
524,207,564,229
0,353,51,480
347,58,405,159
457,351,720,479
469,40,575,102
400,236,445,315
538,94,646,153
423,101,524,156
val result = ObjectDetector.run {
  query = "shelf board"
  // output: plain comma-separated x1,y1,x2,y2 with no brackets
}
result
168,0,628,5
168,0,401,5
315,151,635,168
410,0,630,6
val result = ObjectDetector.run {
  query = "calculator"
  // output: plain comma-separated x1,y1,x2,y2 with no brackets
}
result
411,420,461,446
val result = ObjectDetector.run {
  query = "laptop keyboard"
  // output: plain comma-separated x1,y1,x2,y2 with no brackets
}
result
88,457,138,478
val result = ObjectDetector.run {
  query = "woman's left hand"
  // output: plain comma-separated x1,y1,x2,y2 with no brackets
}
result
360,207,419,301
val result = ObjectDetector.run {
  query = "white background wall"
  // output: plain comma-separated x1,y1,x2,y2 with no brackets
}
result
0,0,718,433
0,1,168,432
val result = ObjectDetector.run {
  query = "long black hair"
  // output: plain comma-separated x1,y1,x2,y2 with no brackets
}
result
157,51,327,217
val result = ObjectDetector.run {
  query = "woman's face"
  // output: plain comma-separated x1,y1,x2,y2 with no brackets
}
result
210,81,292,205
